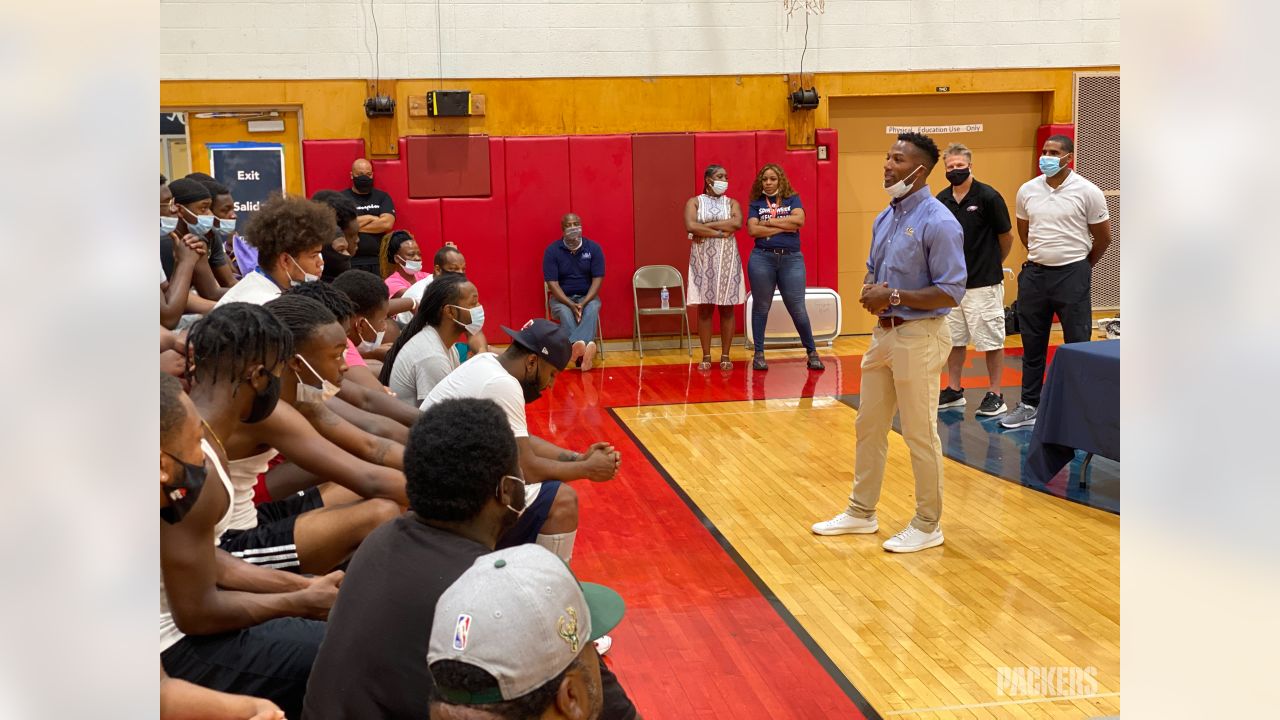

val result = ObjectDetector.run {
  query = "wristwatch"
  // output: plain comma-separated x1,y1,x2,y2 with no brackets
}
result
889,288,902,306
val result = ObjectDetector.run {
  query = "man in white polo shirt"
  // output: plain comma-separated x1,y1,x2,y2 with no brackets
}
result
1002,135,1112,428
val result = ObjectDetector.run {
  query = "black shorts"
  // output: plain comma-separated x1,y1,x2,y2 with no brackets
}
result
219,487,323,572
497,480,561,549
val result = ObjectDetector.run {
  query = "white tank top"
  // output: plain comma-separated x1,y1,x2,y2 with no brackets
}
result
225,448,279,531
160,439,236,653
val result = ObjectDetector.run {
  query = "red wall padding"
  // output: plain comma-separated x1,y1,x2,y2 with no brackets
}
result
405,135,491,198
442,138,510,338
568,135,635,340
504,137,572,329
815,128,839,292
302,139,365,197
693,131,757,333
755,130,820,287
632,133,695,333
372,139,442,253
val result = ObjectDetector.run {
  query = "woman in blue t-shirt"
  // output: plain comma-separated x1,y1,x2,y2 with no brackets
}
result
745,163,824,371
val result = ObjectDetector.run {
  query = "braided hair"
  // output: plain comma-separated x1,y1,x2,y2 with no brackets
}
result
282,280,356,324
185,302,292,386
265,294,339,347
378,273,469,385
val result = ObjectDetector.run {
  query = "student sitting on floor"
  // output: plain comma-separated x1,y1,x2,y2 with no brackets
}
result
381,273,482,404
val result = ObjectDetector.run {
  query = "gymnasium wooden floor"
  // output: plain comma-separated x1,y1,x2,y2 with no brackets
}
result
529,334,1119,719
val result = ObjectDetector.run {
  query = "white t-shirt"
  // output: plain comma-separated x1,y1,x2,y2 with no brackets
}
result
214,270,283,308
388,325,460,403
420,353,541,504
398,275,434,324
1015,171,1110,267
161,439,236,653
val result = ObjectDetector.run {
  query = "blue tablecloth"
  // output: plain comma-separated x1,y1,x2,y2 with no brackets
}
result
1025,340,1120,484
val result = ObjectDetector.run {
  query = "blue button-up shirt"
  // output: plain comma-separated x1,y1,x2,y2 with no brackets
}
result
867,185,967,320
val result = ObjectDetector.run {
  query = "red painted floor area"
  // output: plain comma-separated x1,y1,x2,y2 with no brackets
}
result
524,357,871,720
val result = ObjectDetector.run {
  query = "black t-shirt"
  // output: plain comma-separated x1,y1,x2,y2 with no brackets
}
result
302,514,637,720
341,187,396,258
936,179,1012,288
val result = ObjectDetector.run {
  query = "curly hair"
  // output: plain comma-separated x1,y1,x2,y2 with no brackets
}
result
379,230,417,279
405,398,518,522
897,132,941,167
283,280,356,323
244,194,334,268
332,268,391,316
750,163,796,200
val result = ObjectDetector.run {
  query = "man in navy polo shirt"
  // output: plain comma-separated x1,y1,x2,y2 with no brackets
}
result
543,213,606,371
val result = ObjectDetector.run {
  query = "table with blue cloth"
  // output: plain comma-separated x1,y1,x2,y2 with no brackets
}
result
1025,339,1120,486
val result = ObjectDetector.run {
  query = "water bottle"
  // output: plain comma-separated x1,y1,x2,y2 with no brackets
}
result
660,286,670,309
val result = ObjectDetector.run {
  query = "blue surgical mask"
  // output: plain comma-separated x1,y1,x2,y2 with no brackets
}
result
188,214,215,235
214,217,236,240
161,216,179,238
1039,155,1065,177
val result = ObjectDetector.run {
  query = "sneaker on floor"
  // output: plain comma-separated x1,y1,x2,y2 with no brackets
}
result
938,387,966,409
752,354,768,371
882,525,944,553
571,341,586,364
581,341,597,371
975,391,1007,417
807,352,825,371
811,512,878,536
999,402,1037,428
593,634,612,656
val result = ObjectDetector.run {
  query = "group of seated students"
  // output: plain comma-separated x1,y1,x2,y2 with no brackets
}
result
159,176,634,719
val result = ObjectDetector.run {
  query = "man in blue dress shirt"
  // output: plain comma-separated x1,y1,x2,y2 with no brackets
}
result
812,132,966,553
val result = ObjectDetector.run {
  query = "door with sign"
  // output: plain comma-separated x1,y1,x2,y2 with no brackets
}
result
208,142,287,228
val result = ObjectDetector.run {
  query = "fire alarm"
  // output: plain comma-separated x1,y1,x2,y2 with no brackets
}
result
364,94,396,118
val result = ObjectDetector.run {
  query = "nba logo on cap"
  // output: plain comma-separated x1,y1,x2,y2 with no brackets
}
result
453,614,472,651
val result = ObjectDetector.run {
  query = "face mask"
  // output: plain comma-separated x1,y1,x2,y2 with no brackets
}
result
356,317,385,354
1039,155,1066,177
188,213,215,236
161,215,179,237
945,168,971,186
451,304,485,335
563,227,583,247
322,243,351,277
399,257,423,274
214,217,236,240
160,451,208,525
288,254,320,285
243,373,282,424
498,475,528,518
352,175,374,193
711,180,729,195
294,354,341,403
521,362,543,404
884,165,924,200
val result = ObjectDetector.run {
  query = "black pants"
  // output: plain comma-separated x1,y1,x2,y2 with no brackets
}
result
161,617,326,718
1016,260,1093,407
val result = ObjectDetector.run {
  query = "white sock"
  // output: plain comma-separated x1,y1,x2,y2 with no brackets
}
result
536,530,577,563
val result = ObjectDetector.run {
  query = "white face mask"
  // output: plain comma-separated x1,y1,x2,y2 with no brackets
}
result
711,179,729,195
884,165,924,200
161,215,179,238
356,317,385,354
398,256,423,274
288,254,320,285
294,354,341,403
498,475,527,517
451,304,485,335
214,217,236,240
187,213,215,235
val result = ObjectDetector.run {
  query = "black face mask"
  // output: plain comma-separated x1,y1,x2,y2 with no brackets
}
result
521,363,543,404
352,175,374,193
945,168,971,186
161,452,208,525
322,242,351,279
243,373,282,424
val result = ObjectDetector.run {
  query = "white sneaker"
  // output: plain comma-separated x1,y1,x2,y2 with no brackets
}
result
882,525,944,553
581,341,597,371
811,512,878,536
571,341,586,364
593,634,612,656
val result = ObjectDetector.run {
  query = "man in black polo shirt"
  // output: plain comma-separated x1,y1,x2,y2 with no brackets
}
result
936,144,1016,417
543,213,606,371
340,158,396,275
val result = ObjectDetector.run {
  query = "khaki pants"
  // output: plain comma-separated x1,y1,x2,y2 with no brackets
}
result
847,316,950,533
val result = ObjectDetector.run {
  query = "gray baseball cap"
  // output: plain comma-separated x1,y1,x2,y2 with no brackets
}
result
427,544,625,705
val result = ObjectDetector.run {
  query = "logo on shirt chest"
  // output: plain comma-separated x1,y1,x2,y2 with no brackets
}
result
966,205,980,212
905,226,915,237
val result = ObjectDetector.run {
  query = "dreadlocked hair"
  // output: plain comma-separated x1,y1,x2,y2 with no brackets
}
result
379,273,469,386
282,280,355,323
379,230,416,279
265,294,339,347
185,303,292,386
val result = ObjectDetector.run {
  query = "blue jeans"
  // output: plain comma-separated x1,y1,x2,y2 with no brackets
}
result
549,295,601,344
747,248,816,354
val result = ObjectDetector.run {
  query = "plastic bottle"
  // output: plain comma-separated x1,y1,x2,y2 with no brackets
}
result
660,286,670,309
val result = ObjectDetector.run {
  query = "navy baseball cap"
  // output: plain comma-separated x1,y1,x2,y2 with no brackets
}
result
501,319,572,371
